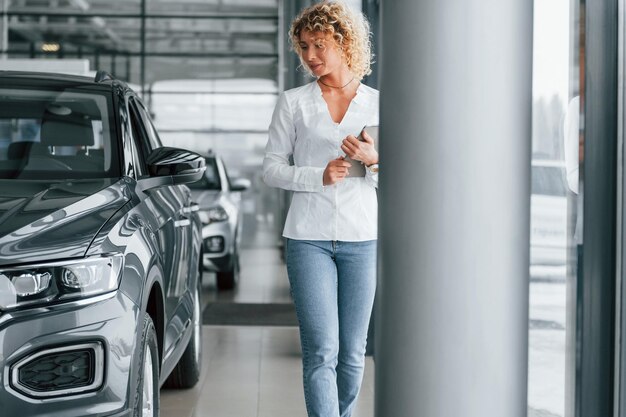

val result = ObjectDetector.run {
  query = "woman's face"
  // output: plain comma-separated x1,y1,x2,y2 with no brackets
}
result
298,30,345,77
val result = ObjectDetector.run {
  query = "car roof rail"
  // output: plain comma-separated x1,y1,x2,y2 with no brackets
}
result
94,70,114,83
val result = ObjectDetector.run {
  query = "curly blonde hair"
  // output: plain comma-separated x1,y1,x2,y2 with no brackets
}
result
289,1,373,80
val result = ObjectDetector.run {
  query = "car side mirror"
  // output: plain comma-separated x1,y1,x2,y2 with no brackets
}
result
142,147,206,189
230,178,251,192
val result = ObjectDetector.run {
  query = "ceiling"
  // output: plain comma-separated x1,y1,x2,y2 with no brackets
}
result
4,0,280,84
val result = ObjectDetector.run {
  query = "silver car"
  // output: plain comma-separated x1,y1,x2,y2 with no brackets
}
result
189,154,250,290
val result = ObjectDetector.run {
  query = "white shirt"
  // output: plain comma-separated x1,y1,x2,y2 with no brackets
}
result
263,81,379,241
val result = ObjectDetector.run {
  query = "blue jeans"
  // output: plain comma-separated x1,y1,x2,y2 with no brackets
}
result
285,239,377,417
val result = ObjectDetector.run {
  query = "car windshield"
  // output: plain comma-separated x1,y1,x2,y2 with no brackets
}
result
0,87,120,180
188,157,221,190
531,165,568,197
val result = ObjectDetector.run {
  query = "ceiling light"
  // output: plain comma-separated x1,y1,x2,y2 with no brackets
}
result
41,43,60,52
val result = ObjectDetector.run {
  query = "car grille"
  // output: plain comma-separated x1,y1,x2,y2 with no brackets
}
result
11,342,104,398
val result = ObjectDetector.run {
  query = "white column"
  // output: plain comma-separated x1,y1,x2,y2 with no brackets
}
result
375,0,533,416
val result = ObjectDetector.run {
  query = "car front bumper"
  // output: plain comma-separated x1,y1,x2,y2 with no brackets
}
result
0,290,140,417
201,219,235,272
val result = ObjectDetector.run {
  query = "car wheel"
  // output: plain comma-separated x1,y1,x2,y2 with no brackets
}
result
163,282,203,388
216,250,239,290
134,314,160,417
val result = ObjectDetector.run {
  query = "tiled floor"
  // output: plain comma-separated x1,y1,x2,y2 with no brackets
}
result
160,244,375,417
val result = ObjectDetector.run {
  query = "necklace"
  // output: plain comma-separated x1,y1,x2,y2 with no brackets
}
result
318,77,355,89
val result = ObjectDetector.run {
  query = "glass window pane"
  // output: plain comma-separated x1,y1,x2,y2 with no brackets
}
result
8,0,141,14
145,18,277,55
150,80,277,133
528,0,581,416
7,16,142,55
143,56,276,85
146,0,277,15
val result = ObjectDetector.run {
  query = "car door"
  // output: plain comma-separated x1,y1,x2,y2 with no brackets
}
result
128,97,194,362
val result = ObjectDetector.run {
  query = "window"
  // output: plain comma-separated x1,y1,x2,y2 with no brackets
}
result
131,97,162,151
127,101,148,178
531,165,568,197
0,87,120,180
528,0,582,415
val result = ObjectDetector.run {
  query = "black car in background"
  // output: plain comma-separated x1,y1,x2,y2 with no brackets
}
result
0,71,205,416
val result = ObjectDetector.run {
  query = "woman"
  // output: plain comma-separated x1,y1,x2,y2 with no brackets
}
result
262,2,379,416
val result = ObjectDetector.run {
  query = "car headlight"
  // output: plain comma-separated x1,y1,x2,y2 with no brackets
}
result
0,254,124,310
198,206,229,224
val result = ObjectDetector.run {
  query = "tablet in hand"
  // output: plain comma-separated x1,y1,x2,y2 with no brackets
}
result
344,126,379,178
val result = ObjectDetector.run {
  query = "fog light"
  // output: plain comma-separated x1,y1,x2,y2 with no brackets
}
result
204,236,225,253
11,342,104,398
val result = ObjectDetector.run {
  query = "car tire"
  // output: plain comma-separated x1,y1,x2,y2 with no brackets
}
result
163,283,203,389
134,314,160,417
216,251,239,290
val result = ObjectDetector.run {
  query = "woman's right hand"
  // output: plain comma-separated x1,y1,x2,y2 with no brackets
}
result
323,157,352,186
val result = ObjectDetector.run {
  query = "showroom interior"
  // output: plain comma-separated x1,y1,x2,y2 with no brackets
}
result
0,0,623,416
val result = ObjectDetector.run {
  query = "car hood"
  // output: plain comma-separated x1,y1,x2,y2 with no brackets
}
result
0,178,130,266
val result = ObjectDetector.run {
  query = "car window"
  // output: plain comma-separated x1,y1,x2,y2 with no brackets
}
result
221,159,234,190
130,97,162,152
0,87,120,180
128,98,153,158
127,103,148,178
531,165,568,197
188,157,221,190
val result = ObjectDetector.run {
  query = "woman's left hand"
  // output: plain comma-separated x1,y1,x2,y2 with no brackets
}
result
341,130,379,166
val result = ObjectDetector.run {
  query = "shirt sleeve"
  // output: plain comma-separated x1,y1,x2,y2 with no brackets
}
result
364,166,378,188
262,92,325,192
